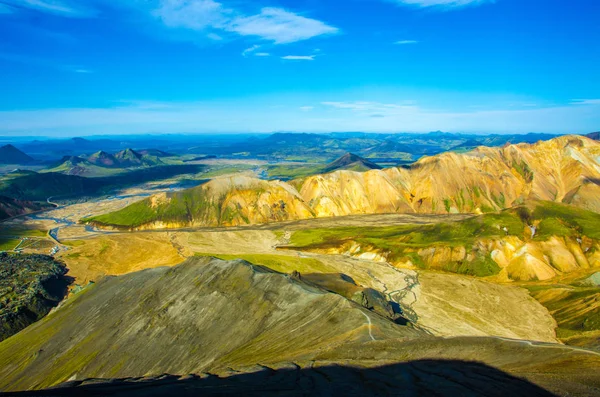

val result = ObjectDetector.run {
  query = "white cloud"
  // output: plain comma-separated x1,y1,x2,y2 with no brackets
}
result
254,52,270,57
395,40,418,44
3,0,95,17
572,99,600,105
242,44,261,57
151,2,337,44
282,55,315,61
226,8,338,44
153,0,228,30
5,1,338,44
391,0,493,8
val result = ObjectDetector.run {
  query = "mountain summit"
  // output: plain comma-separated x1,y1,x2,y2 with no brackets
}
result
322,153,382,173
0,145,34,165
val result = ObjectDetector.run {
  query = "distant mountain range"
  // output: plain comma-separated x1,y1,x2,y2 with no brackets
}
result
87,149,164,168
586,131,600,140
450,139,482,151
4,132,575,163
0,145,34,165
47,149,166,176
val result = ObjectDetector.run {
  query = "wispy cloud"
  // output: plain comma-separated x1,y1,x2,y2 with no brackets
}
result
152,2,337,44
390,0,493,9
2,0,95,17
322,101,375,110
255,52,270,57
242,44,261,57
282,55,315,61
153,0,227,31
300,106,314,111
395,40,418,45
226,8,338,44
206,32,223,41
572,99,600,105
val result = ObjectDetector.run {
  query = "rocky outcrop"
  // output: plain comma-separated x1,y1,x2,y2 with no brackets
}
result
0,253,71,341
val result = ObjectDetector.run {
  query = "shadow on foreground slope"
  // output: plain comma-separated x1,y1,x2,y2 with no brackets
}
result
2,360,555,397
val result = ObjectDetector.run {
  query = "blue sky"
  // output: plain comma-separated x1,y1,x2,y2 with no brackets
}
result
0,0,599,135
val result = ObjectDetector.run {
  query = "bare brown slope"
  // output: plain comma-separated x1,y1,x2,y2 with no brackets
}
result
0,196,49,220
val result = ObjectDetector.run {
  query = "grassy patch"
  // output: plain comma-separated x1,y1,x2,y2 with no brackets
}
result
0,227,47,238
201,165,254,179
290,214,515,250
62,240,86,247
266,164,324,180
86,199,159,228
0,239,20,251
532,201,600,239
194,253,334,274
443,256,501,277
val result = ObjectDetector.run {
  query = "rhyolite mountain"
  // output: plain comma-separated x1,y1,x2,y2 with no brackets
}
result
86,136,600,283
89,135,600,230
0,145,34,165
286,201,600,282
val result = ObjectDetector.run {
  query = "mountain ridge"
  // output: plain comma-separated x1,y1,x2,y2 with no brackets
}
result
88,135,600,230
0,257,598,395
